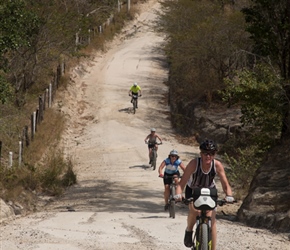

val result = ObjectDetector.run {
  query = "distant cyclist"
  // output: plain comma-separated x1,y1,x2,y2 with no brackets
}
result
128,82,142,108
158,149,186,211
144,128,162,164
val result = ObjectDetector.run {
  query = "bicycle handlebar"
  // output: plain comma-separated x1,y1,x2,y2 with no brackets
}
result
160,174,182,179
183,197,236,206
145,141,162,145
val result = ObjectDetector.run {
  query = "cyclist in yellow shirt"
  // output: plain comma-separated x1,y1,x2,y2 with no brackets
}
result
128,82,142,108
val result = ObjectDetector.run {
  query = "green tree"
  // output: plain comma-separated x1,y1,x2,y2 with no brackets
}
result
156,0,250,132
0,0,40,68
222,65,283,147
242,0,290,139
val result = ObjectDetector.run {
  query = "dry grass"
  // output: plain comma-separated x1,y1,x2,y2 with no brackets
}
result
22,108,65,166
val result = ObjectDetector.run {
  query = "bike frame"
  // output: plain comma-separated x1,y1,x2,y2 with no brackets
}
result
187,188,218,250
148,142,161,170
184,188,234,250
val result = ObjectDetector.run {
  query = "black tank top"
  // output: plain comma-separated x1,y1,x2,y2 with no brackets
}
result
188,157,216,188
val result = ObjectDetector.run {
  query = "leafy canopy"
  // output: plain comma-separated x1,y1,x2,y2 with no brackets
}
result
0,0,40,54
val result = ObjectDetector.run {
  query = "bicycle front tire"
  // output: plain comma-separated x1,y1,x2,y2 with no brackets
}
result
169,185,176,218
151,150,157,170
133,99,136,114
198,223,209,250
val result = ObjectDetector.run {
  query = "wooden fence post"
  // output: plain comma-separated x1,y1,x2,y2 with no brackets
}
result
18,141,22,167
49,83,52,108
31,114,34,141
38,95,44,122
24,126,29,147
0,141,2,166
8,152,13,168
127,0,130,12
43,90,47,111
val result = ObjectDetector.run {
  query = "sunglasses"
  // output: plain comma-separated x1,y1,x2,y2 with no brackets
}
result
170,155,177,158
201,151,215,156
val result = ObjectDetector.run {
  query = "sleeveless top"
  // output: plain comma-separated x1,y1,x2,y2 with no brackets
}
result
164,158,182,174
148,135,157,144
187,157,216,188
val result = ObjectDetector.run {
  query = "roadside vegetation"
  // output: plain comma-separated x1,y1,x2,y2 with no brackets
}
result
0,0,139,209
156,0,290,196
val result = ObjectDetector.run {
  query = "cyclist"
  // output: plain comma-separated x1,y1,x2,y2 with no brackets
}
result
144,128,162,164
158,149,186,211
128,82,142,108
175,139,234,250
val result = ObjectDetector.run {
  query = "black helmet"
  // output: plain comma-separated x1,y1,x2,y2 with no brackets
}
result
199,139,218,152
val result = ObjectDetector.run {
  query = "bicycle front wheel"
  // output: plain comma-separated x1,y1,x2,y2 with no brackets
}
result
151,150,157,170
169,185,176,218
133,99,136,114
197,223,209,250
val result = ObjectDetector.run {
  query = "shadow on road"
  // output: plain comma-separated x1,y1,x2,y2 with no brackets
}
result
49,178,191,218
129,164,152,170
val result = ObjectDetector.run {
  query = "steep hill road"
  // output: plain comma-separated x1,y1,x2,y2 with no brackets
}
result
0,0,289,249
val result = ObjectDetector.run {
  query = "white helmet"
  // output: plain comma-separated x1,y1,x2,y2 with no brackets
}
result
133,82,138,86
151,128,156,132
169,149,178,156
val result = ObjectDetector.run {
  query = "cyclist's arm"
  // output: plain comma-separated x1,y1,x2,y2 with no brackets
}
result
144,135,149,142
158,161,166,176
156,134,162,143
216,160,233,196
176,159,197,195
179,161,186,173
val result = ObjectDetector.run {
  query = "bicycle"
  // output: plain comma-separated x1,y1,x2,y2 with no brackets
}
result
145,141,162,170
129,93,141,114
163,174,181,219
184,187,235,250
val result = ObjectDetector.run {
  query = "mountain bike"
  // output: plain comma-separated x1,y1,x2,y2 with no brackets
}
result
185,187,235,250
129,93,141,114
145,141,162,170
164,174,180,219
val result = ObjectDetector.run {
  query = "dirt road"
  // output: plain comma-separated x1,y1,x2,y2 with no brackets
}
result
1,0,289,249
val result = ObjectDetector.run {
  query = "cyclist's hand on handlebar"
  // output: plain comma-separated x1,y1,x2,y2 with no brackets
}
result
225,196,235,203
159,174,164,178
173,194,182,201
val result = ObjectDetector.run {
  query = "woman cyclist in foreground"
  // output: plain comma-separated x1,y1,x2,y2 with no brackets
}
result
175,139,234,250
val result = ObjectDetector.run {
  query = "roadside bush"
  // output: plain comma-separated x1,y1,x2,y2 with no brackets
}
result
223,144,262,199
0,149,76,201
